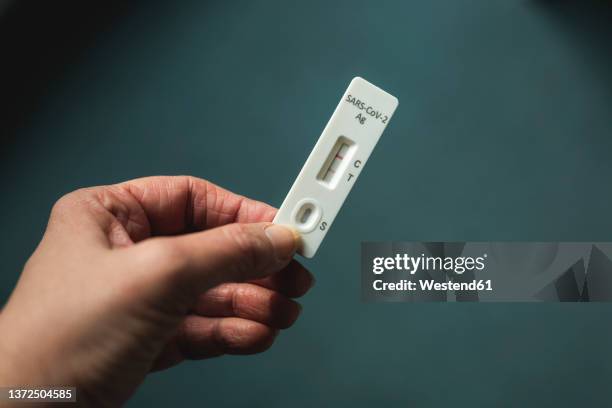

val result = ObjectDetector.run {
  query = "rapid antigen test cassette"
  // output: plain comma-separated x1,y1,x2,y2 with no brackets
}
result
273,77,398,257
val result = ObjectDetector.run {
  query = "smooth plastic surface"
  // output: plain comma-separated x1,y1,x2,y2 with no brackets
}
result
273,77,398,257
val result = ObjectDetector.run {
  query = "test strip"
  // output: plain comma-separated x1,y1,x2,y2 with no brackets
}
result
273,77,398,258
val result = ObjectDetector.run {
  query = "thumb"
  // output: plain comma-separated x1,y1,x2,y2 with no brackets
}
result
138,222,300,296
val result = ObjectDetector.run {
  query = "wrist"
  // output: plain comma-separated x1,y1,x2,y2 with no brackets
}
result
0,308,66,388
0,314,38,386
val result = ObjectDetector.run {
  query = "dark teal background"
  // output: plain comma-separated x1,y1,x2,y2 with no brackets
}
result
1,0,612,406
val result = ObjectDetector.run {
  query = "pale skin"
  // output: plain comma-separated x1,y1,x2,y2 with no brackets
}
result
0,176,314,406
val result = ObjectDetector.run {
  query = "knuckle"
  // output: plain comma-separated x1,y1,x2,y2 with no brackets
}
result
50,192,78,217
231,284,248,316
212,320,232,354
49,188,99,219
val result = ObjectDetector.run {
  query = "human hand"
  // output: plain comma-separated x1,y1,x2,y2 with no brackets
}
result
0,176,314,406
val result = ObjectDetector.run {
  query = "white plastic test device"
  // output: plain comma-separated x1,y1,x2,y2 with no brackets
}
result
273,77,398,258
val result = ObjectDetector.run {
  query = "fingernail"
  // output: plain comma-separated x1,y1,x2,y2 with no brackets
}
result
265,224,300,260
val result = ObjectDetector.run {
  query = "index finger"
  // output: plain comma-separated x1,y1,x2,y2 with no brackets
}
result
123,175,277,233
99,176,277,241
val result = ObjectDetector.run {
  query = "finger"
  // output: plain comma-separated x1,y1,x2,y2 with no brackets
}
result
114,176,277,237
193,283,301,329
250,260,315,298
137,222,299,295
51,176,279,244
177,316,278,360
